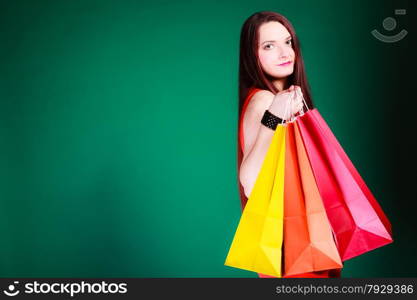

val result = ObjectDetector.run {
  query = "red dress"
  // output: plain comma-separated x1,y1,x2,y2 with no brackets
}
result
238,86,341,278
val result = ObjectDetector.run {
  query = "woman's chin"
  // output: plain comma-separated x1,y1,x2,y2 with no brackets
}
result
270,71,294,79
264,67,294,78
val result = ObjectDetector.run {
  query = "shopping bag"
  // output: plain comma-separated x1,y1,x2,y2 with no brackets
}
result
310,109,392,238
224,125,286,277
295,109,393,260
282,122,343,276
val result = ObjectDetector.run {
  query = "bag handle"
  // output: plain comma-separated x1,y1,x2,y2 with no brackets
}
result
289,87,310,122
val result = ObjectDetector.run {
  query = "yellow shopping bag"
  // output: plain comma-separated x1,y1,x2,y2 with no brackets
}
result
224,125,286,277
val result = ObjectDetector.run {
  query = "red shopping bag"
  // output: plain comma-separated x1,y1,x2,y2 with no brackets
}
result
295,109,393,261
310,109,392,237
282,122,343,276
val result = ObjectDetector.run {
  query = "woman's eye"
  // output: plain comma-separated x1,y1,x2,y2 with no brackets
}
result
263,40,292,50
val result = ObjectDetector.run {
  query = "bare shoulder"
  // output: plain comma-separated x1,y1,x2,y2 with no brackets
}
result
245,89,274,117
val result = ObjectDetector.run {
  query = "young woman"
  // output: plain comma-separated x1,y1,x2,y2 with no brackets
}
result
236,11,342,278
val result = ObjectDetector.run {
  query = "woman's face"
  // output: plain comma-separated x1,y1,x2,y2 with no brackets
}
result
257,21,295,79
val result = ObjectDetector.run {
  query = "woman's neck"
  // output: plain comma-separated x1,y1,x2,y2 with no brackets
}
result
272,78,287,92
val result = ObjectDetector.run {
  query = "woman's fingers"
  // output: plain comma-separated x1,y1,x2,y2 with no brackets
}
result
292,104,303,114
290,92,304,114
297,102,304,112
283,86,304,117
289,90,302,104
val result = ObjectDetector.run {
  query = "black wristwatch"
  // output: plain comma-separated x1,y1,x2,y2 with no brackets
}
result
261,110,283,130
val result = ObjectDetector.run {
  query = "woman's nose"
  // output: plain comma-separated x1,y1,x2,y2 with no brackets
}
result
279,53,289,60
277,46,290,59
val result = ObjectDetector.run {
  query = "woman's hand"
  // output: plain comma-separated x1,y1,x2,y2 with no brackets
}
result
268,85,305,121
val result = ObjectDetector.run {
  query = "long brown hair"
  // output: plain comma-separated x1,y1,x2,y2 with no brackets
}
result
237,11,314,209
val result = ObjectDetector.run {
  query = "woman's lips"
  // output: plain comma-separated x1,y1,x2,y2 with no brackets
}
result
277,61,292,66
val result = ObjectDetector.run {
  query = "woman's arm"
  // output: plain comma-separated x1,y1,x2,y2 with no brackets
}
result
239,90,275,198
239,86,303,198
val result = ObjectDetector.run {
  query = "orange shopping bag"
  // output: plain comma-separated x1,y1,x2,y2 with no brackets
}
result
282,122,343,276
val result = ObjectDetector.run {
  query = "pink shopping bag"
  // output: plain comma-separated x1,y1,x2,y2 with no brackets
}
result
295,109,393,261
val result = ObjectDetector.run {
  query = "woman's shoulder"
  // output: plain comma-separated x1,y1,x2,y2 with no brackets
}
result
241,88,275,130
246,88,274,111
240,88,275,155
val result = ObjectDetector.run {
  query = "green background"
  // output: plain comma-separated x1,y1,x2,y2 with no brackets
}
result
0,0,415,277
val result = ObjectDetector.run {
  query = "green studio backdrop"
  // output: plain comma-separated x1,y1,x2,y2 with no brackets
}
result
0,0,415,277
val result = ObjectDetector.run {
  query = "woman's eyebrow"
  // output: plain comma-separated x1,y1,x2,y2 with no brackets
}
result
261,36,292,45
